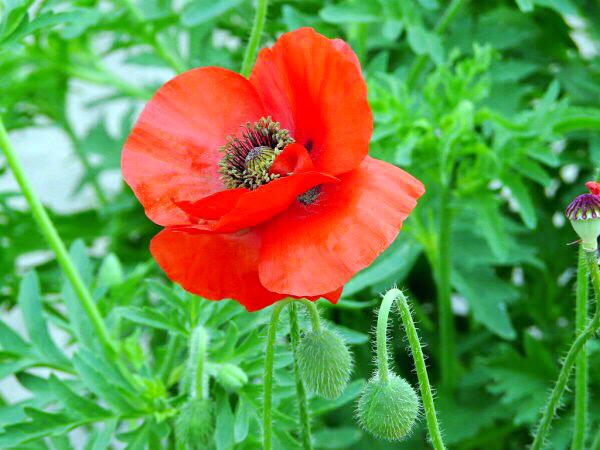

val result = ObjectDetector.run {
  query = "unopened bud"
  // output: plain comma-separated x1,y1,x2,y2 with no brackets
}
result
297,329,352,400
357,373,420,441
176,399,214,448
216,363,248,391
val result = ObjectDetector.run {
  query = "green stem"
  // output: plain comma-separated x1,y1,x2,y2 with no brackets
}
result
300,300,322,332
288,302,314,450
0,118,116,355
406,0,469,87
240,0,268,77
263,300,290,450
572,246,589,450
531,251,600,450
187,325,208,399
375,293,393,383
437,184,456,392
380,289,446,450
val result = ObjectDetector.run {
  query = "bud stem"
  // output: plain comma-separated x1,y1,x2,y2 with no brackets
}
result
379,289,446,450
531,251,600,450
300,299,322,332
187,325,209,400
289,302,314,450
572,245,589,450
262,299,290,450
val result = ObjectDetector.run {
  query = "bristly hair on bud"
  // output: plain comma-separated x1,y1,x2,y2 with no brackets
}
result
176,398,215,449
565,188,600,252
218,116,294,190
357,373,420,441
297,328,353,400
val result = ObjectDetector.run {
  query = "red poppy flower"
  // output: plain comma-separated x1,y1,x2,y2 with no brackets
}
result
122,28,425,311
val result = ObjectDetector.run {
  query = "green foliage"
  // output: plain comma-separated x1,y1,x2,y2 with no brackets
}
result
1,0,599,448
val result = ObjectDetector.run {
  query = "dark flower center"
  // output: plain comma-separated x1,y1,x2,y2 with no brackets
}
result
219,117,294,189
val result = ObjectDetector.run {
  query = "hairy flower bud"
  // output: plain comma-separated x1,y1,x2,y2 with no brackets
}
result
216,363,248,391
176,399,214,449
357,373,420,441
297,329,352,399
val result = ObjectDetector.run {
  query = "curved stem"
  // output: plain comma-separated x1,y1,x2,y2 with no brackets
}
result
288,302,314,450
437,184,456,392
381,289,446,450
376,293,394,383
572,246,589,450
240,0,268,77
300,299,322,332
0,118,116,355
263,300,290,450
187,325,208,399
531,251,600,450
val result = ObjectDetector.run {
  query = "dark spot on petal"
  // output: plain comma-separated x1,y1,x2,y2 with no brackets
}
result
305,139,313,152
298,185,321,205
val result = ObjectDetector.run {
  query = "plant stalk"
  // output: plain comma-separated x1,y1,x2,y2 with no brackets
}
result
531,251,600,450
572,245,589,450
288,302,314,450
263,299,290,450
0,118,116,356
187,325,208,399
300,299,322,332
380,289,446,450
240,0,268,77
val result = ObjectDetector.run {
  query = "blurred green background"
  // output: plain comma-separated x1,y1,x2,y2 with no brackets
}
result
0,0,599,448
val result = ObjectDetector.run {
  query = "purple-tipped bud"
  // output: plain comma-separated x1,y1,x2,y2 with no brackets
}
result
565,194,600,221
565,190,600,252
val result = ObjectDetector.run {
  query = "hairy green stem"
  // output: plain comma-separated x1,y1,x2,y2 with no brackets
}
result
380,289,446,450
300,299,322,332
289,302,314,450
437,185,456,392
240,0,268,77
572,246,589,450
0,118,116,355
263,300,290,450
376,292,393,383
531,251,600,450
158,334,181,383
406,0,469,87
187,325,208,399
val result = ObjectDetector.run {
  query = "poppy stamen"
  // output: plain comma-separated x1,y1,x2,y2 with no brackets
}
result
298,186,321,205
219,117,294,189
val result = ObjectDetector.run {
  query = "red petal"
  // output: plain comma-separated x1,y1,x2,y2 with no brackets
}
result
151,228,285,311
122,67,265,226
176,188,249,220
176,171,338,233
270,143,314,175
586,181,600,196
250,28,372,176
258,157,425,296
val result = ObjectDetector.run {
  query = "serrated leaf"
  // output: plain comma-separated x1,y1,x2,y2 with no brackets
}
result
216,393,234,450
118,306,187,336
181,0,244,26
319,2,381,24
48,375,110,419
500,173,537,229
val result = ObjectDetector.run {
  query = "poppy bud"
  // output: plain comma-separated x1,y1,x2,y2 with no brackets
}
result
297,329,352,399
357,373,420,441
175,398,214,448
216,363,248,391
565,190,600,252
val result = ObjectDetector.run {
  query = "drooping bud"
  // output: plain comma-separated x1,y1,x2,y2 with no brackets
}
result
565,186,600,252
357,373,420,441
176,399,214,448
297,329,352,399
216,363,248,391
